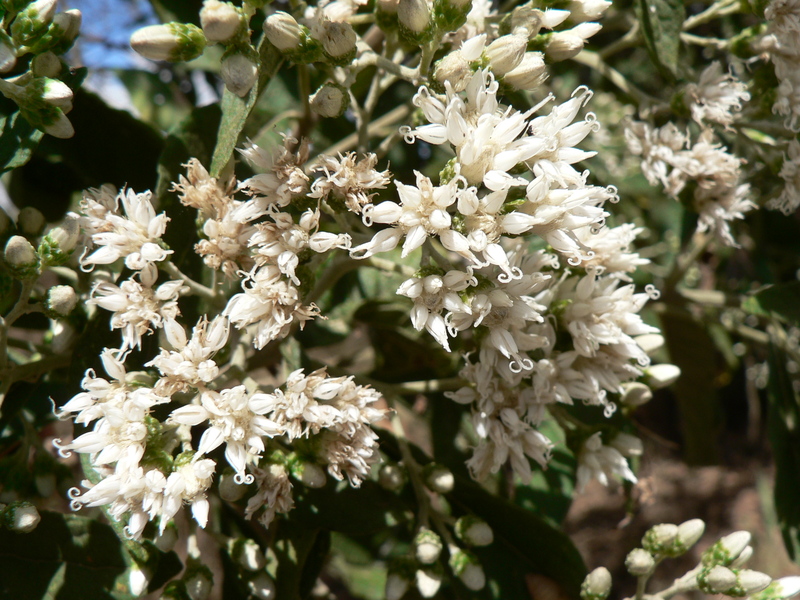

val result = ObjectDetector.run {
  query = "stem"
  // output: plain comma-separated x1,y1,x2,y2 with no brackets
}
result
680,32,730,49
418,42,437,81
305,255,361,305
664,232,711,292
572,50,661,108
682,0,740,30
361,255,416,277
390,409,430,527
0,278,37,371
635,573,650,600
161,261,219,303
599,21,641,58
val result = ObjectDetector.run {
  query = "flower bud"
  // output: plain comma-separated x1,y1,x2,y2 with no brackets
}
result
310,82,349,118
699,565,738,594
155,523,179,552
48,9,83,54
642,523,679,555
291,460,327,488
621,382,653,407
646,364,681,388
545,31,585,62
0,35,17,73
581,567,612,600
433,52,473,92
541,8,571,28
721,531,751,560
486,33,527,77
635,333,665,355
730,545,754,568
676,518,705,552
11,0,58,47
129,565,150,596
379,464,407,491
500,6,543,37
398,0,431,34
502,52,547,91
415,568,442,598
5,235,39,275
18,206,46,236
739,570,773,595
449,548,486,591
625,548,655,576
455,515,494,547
422,464,454,493
771,576,800,599
229,538,267,571
385,573,410,600
221,53,258,97
610,433,643,457
219,469,248,501
185,567,213,600
263,12,303,51
130,23,207,63
247,572,276,600
42,111,74,138
567,0,612,23
31,51,61,77
3,501,41,533
45,285,78,316
200,0,241,43
414,527,443,564
319,20,356,63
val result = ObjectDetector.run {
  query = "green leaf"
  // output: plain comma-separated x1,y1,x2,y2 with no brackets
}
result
0,511,132,600
661,308,723,465
209,37,284,177
742,282,800,325
0,110,44,174
271,522,330,600
766,341,800,563
634,0,685,78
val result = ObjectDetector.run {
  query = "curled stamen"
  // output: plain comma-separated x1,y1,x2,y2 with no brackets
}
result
645,284,661,300
637,354,652,367
361,204,374,227
509,359,522,374
68,486,82,500
234,472,255,485
590,217,606,234
603,401,617,418
70,499,83,511
399,126,415,144
606,185,620,203
518,357,533,372
567,255,582,266
52,438,73,458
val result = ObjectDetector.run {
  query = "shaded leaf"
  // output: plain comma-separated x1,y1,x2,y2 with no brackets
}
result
0,110,43,175
742,282,800,326
634,0,685,78
766,342,800,563
271,522,328,600
0,511,132,600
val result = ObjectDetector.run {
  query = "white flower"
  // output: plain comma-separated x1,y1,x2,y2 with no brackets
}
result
685,61,750,128
309,152,392,214
576,432,637,491
239,137,310,207
767,139,800,214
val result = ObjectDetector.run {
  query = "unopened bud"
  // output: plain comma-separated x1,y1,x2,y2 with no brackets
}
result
310,82,349,118
3,501,41,533
486,33,527,77
415,568,442,598
398,0,431,34
770,576,800,599
379,464,407,491
48,9,83,54
414,527,443,564
45,285,78,316
247,572,276,600
625,548,655,576
219,469,248,501
501,6,544,36
701,565,738,594
647,364,681,388
319,21,356,62
129,565,150,597
200,0,241,43
545,31,585,61
130,23,206,63
449,548,486,591
155,522,179,552
731,545,754,568
567,0,612,22
502,52,547,91
18,206,46,235
185,570,212,600
39,215,80,265
291,460,327,488
642,523,679,555
5,235,39,274
229,538,266,571
635,333,665,354
385,573,409,600
719,531,751,563
0,36,17,73
221,53,257,97
433,52,472,92
31,52,61,77
11,0,58,47
42,111,74,138
455,515,493,546
581,567,612,600
621,382,653,407
739,570,773,595
610,432,643,457
676,519,705,552
422,464,454,493
263,12,303,51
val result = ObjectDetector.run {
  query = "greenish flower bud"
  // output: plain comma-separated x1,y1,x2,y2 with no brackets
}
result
544,30,585,61
318,21,356,64
221,53,257,97
45,285,78,316
18,206,45,235
310,82,349,118
290,459,327,488
502,51,546,91
129,565,150,596
642,523,679,555
247,572,276,600
701,531,751,566
415,566,443,598
485,32,527,76
676,518,705,552
422,463,454,493
700,565,738,594
449,548,486,591
228,538,267,571
11,0,58,47
130,22,206,63
263,12,303,51
183,563,213,600
581,567,612,600
385,573,410,600
621,382,653,407
2,501,41,533
499,6,543,37
730,545,754,568
647,364,681,388
739,570,773,596
5,234,39,276
155,522,179,552
414,527,443,564
399,0,430,33
46,9,82,54
39,215,80,265
378,464,407,491
31,51,61,77
200,0,241,43
756,577,800,600
0,33,16,73
377,0,400,31
432,0,471,33
455,515,494,546
625,548,655,576
433,51,473,92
